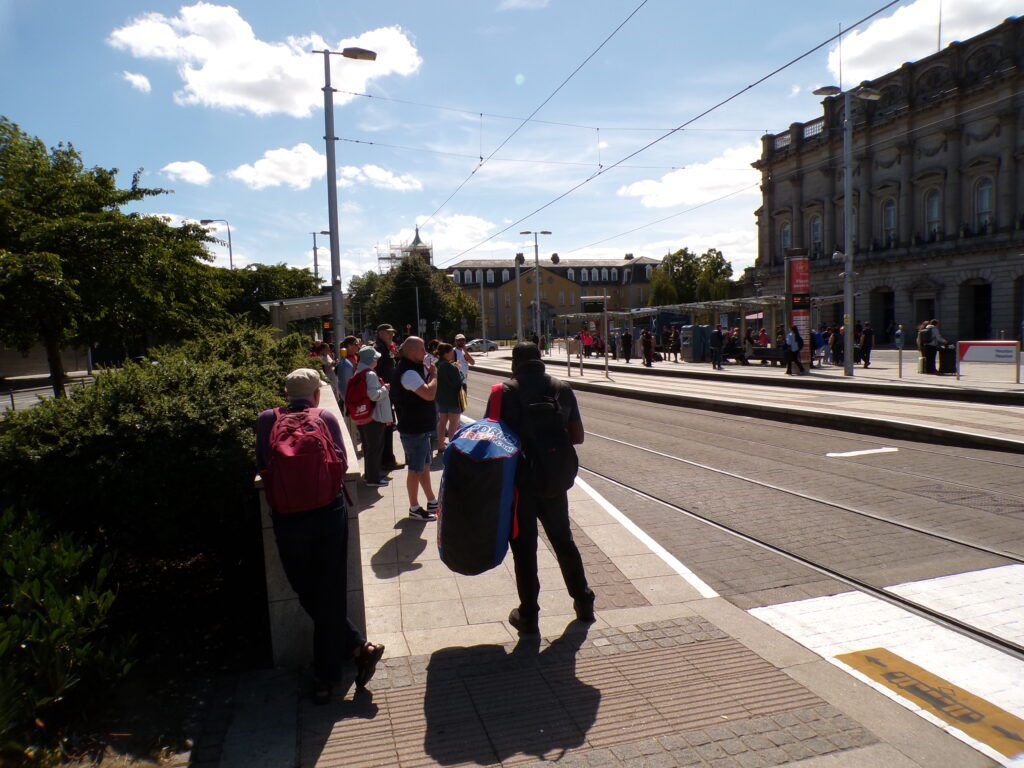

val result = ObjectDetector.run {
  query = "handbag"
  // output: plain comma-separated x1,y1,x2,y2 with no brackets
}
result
458,387,469,412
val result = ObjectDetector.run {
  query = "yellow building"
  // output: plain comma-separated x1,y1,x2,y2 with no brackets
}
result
447,256,660,339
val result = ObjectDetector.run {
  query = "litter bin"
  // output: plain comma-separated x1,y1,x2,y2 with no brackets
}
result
938,345,956,375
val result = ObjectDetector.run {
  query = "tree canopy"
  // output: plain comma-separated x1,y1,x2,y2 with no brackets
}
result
348,257,479,340
648,247,734,306
0,117,224,395
213,263,320,326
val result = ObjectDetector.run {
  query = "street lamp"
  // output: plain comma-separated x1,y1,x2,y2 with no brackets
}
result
520,230,551,343
309,230,330,285
514,253,525,342
313,45,377,356
199,219,233,269
812,84,881,377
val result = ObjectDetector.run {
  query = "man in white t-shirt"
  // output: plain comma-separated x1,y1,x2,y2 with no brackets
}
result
453,334,475,393
393,337,439,520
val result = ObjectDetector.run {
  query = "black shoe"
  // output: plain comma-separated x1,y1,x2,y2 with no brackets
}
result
312,679,332,706
574,596,596,622
508,608,539,635
356,642,385,689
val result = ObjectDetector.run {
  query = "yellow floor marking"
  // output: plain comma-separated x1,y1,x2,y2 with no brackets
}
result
837,647,1024,759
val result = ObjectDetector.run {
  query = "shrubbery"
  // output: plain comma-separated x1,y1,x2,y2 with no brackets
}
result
0,326,310,760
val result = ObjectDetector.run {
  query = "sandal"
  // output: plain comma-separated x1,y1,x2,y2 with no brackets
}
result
312,679,332,706
356,642,385,688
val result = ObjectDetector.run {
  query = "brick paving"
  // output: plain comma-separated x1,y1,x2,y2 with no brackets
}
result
299,620,873,767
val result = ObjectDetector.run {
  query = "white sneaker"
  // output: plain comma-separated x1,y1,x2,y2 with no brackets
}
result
409,506,436,521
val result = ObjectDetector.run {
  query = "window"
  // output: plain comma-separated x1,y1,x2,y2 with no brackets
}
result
779,221,792,253
486,269,495,284
569,291,575,305
638,288,645,304
611,268,618,282
505,293,510,307
590,268,599,282
558,290,565,306
475,269,483,284
567,268,575,281
581,269,588,282
601,268,609,282
925,189,941,240
623,269,631,284
488,294,495,307
501,269,509,282
809,215,822,257
975,177,994,233
645,265,652,279
453,270,461,283
464,269,472,283
882,199,897,247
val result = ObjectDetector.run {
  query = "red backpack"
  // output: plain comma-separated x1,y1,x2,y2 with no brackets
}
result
263,408,346,513
344,370,374,426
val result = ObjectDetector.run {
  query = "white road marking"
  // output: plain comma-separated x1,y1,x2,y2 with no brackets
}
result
574,477,719,599
825,446,899,458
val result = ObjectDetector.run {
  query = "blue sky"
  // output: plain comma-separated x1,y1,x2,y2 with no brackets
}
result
1,0,1016,283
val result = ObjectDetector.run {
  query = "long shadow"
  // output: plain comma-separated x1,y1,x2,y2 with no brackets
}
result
423,622,598,765
370,517,428,577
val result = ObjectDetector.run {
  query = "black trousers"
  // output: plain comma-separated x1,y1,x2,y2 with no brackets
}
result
383,423,397,467
861,346,872,366
924,345,938,374
359,421,387,483
272,496,363,683
510,492,592,618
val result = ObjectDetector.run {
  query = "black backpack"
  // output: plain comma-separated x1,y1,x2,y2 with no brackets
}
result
507,380,579,498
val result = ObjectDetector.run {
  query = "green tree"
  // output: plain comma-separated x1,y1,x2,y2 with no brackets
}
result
347,269,382,334
359,258,478,339
649,247,734,306
0,117,224,397
648,266,678,305
214,263,320,325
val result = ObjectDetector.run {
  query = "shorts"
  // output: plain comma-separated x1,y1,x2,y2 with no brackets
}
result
438,406,463,416
399,431,433,473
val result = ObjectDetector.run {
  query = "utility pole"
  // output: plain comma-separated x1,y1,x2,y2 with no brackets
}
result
514,253,524,342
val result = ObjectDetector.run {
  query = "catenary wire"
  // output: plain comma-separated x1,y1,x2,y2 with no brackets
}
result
419,0,651,229
432,0,903,268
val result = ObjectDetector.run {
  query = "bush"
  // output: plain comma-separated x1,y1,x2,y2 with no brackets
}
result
0,510,130,761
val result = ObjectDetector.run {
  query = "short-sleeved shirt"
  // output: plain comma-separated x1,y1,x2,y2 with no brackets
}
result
401,368,427,392
454,348,469,378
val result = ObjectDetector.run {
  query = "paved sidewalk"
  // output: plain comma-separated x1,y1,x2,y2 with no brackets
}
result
285,454,991,768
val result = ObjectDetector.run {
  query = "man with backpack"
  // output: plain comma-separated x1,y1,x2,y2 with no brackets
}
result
256,368,384,704
485,343,594,635
785,324,805,375
392,336,440,521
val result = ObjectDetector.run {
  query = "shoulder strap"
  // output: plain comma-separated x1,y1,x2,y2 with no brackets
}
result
486,382,505,420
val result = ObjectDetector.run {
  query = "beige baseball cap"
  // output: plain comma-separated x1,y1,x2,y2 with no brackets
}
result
284,368,322,399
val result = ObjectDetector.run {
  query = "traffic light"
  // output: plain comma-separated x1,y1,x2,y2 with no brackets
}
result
323,320,332,331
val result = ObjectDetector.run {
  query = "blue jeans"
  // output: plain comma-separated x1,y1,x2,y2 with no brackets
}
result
400,431,433,473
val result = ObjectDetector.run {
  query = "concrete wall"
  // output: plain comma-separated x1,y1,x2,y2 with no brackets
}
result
255,381,362,669
0,343,90,380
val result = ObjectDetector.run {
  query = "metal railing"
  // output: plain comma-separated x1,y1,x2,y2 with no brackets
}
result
803,119,824,139
773,133,792,150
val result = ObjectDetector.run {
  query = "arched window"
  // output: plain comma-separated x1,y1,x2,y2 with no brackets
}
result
975,177,994,233
590,268,599,282
809,215,822,257
882,199,897,247
925,189,941,240
581,269,588,282
780,221,792,253
601,268,609,282
453,270,461,283
464,269,472,283
645,265,653,279
611,268,618,282
567,268,575,282
475,269,483,284
486,269,495,284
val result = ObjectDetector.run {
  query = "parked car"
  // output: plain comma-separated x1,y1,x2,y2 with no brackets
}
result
466,338,498,352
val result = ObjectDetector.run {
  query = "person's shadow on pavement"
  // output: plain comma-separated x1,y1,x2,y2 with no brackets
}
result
423,621,598,765
370,518,428,577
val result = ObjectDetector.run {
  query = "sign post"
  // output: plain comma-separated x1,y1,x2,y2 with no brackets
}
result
785,248,811,373
955,341,1022,383
582,295,610,379
895,324,904,379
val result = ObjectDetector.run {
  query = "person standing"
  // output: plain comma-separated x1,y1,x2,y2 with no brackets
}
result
620,329,633,363
924,319,946,374
434,342,463,453
392,337,439,521
785,325,805,375
453,333,475,395
485,343,593,635
374,324,404,471
860,322,875,368
709,325,724,370
334,335,360,404
669,328,681,363
640,328,654,367
257,369,384,703
352,347,392,488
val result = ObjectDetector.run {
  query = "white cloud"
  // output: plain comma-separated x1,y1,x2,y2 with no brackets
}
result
339,163,422,192
108,4,421,117
788,84,801,98
229,143,325,190
828,0,1019,85
498,0,550,9
616,144,761,208
122,71,151,92
161,160,213,185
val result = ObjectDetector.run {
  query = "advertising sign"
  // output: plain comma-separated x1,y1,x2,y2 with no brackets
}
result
956,341,1021,383
786,252,811,367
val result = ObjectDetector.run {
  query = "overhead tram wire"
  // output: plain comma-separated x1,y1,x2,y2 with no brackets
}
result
419,0,651,229
561,89,1018,254
434,0,902,268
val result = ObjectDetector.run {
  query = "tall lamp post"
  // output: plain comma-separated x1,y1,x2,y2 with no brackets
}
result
520,230,551,341
812,84,881,377
309,230,330,285
314,45,377,356
200,219,233,269
514,253,525,342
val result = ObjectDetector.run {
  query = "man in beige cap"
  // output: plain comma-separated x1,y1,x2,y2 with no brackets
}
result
256,368,384,703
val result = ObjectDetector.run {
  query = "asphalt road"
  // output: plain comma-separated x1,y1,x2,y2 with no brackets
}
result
464,369,1023,611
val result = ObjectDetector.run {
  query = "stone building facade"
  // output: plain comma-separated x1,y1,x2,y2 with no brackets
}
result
753,16,1024,343
446,256,659,339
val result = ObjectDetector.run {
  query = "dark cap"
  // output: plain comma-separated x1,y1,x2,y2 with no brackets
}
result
377,323,395,333
511,342,542,373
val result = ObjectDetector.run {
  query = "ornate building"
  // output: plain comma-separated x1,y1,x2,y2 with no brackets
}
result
446,256,660,338
753,16,1024,342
